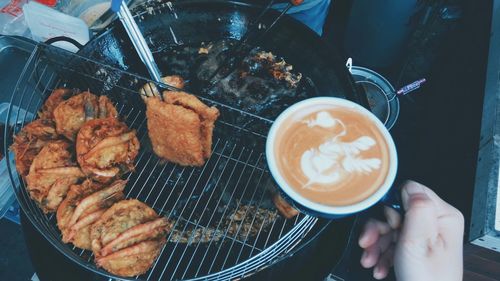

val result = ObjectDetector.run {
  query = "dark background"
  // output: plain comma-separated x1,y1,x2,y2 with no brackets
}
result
324,0,491,238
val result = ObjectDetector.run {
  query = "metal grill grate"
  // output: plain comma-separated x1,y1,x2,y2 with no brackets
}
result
4,43,318,280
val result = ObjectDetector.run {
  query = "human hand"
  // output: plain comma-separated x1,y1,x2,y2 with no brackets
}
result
358,181,464,281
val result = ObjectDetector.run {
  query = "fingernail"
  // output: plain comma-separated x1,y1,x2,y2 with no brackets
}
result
402,181,426,211
359,235,368,247
385,207,401,229
361,251,368,264
404,181,425,195
386,212,396,228
373,266,383,279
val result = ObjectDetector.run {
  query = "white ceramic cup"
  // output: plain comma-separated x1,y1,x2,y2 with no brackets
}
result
266,97,398,217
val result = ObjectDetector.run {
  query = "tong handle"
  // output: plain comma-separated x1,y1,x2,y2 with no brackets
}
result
110,0,163,83
111,0,122,13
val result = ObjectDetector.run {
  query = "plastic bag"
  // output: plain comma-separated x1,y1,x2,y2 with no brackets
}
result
0,0,29,36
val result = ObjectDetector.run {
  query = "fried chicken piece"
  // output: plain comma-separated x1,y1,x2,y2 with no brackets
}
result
11,119,58,178
57,179,126,249
53,92,118,141
25,140,84,213
38,88,76,120
76,118,139,183
272,193,299,219
145,91,219,166
91,199,169,277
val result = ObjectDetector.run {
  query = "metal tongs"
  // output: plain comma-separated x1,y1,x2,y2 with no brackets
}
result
110,0,303,89
111,0,162,83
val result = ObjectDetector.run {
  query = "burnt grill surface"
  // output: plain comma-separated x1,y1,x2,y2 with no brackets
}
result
79,0,361,116
157,39,313,118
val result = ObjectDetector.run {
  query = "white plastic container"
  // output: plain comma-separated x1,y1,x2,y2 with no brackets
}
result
60,0,111,26
23,1,89,52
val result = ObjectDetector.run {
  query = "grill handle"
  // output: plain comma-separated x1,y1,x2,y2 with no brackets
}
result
325,215,361,281
111,0,163,83
44,36,83,50
381,181,403,215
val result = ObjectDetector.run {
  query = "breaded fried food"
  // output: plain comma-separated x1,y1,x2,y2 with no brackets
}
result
57,179,126,249
76,118,139,183
272,193,299,219
161,75,185,89
139,75,185,100
91,199,171,277
96,239,165,277
25,140,84,213
91,200,158,253
38,88,76,120
145,91,219,166
53,92,118,141
11,119,58,178
163,91,219,159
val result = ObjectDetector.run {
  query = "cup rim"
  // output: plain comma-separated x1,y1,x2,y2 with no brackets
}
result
266,97,398,215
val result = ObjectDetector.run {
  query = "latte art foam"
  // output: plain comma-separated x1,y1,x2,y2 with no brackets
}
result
301,111,381,189
274,106,390,206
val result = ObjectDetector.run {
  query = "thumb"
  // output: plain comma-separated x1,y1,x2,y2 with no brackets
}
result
399,181,439,248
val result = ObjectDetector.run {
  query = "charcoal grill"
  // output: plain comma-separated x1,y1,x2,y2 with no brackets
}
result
4,42,325,280
3,1,366,280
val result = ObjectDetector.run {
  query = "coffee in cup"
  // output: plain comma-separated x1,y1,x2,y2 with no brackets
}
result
266,97,397,216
